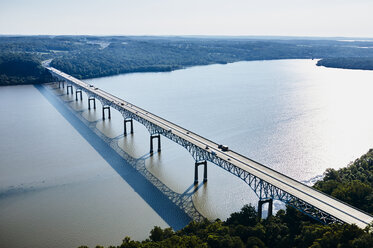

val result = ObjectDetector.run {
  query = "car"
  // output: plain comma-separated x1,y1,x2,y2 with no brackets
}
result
211,151,216,156
218,144,229,151
89,84,94,87
221,145,229,152
205,145,209,149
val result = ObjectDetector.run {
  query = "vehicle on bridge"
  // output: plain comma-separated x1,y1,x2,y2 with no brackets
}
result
46,66,373,229
218,144,229,151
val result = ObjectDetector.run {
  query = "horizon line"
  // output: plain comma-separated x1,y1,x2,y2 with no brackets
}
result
1,34,373,40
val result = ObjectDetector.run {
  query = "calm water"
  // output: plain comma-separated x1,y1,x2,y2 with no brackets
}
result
1,59,373,247
89,59,373,181
88,59,373,218
0,85,169,248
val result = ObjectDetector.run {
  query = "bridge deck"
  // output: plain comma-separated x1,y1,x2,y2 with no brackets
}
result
47,67,373,229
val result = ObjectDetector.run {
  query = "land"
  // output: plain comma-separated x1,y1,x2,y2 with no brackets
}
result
317,57,373,70
0,52,52,85
81,149,373,248
2,36,373,85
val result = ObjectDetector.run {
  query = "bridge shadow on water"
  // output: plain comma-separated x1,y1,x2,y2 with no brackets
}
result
34,83,205,231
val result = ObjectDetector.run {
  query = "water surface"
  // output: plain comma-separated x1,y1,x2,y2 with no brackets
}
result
90,59,373,180
1,59,373,247
0,85,169,248
88,59,373,217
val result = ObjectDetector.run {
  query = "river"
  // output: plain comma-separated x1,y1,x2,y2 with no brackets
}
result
1,59,373,247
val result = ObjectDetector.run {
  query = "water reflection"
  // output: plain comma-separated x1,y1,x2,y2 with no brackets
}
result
45,79,261,222
43,83,205,225
87,59,373,219
88,60,373,181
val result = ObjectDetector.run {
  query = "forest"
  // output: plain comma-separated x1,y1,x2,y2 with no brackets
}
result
79,149,373,248
0,52,52,85
317,58,373,70
2,36,373,85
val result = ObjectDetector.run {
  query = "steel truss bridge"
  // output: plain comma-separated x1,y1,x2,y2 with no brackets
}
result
47,66,373,229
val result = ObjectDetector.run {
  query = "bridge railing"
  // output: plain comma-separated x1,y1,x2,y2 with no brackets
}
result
46,66,373,228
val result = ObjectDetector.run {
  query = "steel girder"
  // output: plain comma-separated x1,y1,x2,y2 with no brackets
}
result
52,77,344,225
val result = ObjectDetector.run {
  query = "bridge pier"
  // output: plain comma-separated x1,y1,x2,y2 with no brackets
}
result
66,85,73,95
75,89,83,101
194,160,207,185
58,81,64,89
88,97,96,110
102,106,111,120
150,134,161,155
44,67,373,228
258,199,273,220
124,118,134,136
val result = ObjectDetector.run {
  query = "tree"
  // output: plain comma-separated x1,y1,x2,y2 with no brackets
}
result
225,204,258,227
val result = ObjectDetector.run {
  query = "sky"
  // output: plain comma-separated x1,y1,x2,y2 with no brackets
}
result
1,0,373,37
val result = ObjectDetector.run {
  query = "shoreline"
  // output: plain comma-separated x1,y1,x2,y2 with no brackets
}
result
80,58,315,80
317,57,373,71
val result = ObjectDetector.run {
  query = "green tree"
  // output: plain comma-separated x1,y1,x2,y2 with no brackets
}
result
225,204,258,227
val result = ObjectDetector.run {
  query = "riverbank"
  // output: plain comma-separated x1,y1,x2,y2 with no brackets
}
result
84,148,373,248
317,57,373,70
3,36,373,83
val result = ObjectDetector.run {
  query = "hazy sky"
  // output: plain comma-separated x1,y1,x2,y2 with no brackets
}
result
1,0,373,37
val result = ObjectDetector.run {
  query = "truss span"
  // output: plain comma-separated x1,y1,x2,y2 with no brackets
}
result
47,66,373,229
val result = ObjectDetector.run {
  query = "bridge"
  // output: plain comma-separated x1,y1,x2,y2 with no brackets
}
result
46,66,373,229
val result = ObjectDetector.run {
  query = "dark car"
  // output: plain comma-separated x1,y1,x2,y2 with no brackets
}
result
220,145,229,151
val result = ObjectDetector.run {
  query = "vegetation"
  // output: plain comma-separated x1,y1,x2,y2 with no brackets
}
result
80,149,373,248
2,36,373,85
0,53,52,85
317,57,373,70
314,149,373,214
79,206,372,248
48,38,373,79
